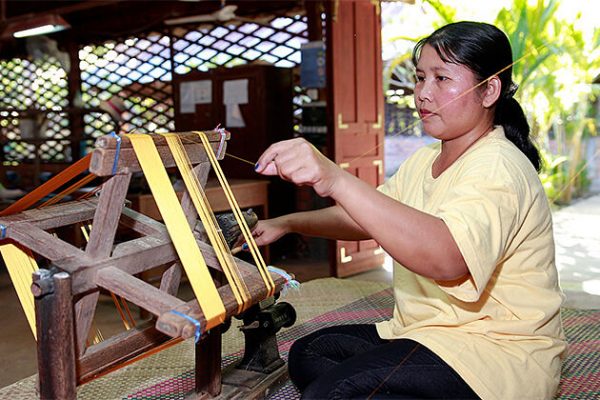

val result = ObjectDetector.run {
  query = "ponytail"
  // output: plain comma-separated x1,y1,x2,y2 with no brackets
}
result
494,96,541,171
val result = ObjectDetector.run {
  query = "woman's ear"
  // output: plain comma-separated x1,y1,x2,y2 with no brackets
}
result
482,76,502,108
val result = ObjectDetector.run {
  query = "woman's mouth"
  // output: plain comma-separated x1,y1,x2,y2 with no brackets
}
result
419,109,434,119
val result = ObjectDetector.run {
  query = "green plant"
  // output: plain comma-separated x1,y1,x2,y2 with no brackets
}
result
383,0,600,204
496,0,599,204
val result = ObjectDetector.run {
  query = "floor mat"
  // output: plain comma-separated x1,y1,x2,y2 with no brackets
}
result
1,278,598,399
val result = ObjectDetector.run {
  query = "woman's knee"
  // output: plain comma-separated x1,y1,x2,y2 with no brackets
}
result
288,334,320,390
288,325,381,393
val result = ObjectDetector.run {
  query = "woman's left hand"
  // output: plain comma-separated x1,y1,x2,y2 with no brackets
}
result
255,138,343,198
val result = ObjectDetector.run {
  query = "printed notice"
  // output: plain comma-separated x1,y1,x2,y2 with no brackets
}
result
180,80,212,113
223,79,249,127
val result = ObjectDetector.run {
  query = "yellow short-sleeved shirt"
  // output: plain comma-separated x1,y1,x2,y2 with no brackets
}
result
376,126,566,400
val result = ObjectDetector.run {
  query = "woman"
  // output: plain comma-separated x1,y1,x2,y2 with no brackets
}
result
252,21,566,399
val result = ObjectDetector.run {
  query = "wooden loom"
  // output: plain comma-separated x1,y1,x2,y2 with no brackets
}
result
0,131,295,399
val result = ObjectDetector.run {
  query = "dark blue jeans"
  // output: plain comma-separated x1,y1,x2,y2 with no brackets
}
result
288,324,479,399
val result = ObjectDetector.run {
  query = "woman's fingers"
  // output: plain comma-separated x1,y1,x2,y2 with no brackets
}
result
255,140,291,174
256,139,316,178
258,161,278,176
254,138,343,197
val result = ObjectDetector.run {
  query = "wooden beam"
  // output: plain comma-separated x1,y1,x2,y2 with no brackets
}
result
89,131,227,176
74,291,100,357
90,144,221,177
7,222,88,264
95,266,185,316
0,198,99,230
77,321,172,384
160,262,182,296
93,130,228,149
85,173,131,258
156,272,286,339
68,234,259,295
68,235,178,294
119,207,166,237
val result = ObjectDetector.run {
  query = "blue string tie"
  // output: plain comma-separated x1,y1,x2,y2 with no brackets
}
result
170,310,202,343
0,224,6,240
267,265,300,296
110,132,122,176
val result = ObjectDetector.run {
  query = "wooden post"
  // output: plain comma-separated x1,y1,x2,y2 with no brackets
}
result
66,39,85,161
195,325,222,397
33,269,77,400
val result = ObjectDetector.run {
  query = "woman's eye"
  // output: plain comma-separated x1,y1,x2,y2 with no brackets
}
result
436,76,448,81
415,75,425,82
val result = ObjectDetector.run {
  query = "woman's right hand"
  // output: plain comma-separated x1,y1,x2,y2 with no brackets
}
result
254,138,344,199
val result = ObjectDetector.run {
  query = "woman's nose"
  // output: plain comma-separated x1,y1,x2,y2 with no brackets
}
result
416,80,432,103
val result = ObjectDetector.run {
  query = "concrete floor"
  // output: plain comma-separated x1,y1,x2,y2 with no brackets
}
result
0,193,599,389
553,194,600,309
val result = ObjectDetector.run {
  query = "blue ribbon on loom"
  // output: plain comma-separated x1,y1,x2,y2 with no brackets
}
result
110,132,122,175
170,310,202,343
0,224,6,240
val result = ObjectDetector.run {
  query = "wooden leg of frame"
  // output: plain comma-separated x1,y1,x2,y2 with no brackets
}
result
195,324,223,397
34,269,77,400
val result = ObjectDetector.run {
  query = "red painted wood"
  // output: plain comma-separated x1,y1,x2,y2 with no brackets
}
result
327,0,385,277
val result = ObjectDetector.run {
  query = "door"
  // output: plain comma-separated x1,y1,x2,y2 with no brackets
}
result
326,0,385,277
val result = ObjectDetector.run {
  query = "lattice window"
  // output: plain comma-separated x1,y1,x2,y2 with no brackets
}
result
171,15,307,74
0,56,69,163
170,14,308,132
79,30,174,145
2,9,311,168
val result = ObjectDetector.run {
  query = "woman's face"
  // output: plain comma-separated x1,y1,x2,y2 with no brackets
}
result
414,44,488,141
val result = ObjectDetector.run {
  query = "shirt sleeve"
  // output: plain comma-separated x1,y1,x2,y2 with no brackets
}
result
435,162,521,302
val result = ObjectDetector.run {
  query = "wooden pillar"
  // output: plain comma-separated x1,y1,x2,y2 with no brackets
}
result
66,39,84,161
195,325,222,397
306,0,325,41
33,269,77,400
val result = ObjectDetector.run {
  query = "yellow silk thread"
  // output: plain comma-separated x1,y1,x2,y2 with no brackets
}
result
127,133,226,330
164,134,250,314
195,131,275,297
0,244,38,339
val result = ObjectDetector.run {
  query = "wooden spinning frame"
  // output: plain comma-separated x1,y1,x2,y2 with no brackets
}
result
0,131,290,399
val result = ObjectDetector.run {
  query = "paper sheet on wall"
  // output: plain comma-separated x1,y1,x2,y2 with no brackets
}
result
223,79,248,127
223,79,248,104
225,104,244,128
180,80,212,113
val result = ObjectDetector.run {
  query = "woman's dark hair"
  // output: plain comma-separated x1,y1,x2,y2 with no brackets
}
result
412,21,541,171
